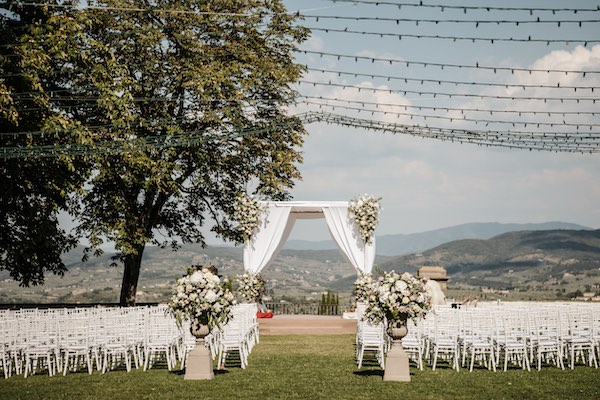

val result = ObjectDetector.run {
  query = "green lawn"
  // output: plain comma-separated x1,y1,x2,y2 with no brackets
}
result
1,335,599,400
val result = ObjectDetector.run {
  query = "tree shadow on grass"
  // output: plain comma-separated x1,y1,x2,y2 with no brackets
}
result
170,369,185,376
353,369,384,378
168,369,230,376
214,369,230,376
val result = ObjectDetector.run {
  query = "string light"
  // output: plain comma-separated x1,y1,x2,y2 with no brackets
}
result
298,50,600,76
325,1,600,14
306,67,600,92
2,2,272,16
0,118,304,159
305,26,599,46
2,112,598,157
298,100,600,130
296,112,600,153
297,80,600,103
298,95,598,117
301,14,600,26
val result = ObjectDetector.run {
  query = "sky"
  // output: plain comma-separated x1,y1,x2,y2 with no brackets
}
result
266,0,600,242
49,0,600,248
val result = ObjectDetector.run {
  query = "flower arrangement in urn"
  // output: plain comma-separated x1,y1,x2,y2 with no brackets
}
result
168,265,236,329
232,193,266,243
362,270,431,325
353,272,377,303
236,273,267,303
349,194,382,245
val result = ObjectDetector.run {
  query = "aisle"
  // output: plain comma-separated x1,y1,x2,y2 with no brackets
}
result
258,315,357,335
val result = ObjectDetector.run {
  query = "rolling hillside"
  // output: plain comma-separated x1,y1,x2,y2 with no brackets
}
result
2,226,599,304
285,221,590,256
381,229,600,298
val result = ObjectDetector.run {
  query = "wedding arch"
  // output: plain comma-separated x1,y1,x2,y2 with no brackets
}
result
243,201,376,276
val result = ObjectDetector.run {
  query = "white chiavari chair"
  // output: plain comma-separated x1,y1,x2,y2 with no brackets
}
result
562,309,597,369
356,320,386,369
462,312,496,372
531,313,563,370
143,310,178,371
401,318,425,370
428,310,460,371
493,314,530,372
59,314,94,375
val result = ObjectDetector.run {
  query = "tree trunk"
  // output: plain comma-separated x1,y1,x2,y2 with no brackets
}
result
119,247,144,306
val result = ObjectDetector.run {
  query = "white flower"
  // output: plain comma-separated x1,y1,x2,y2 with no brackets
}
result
235,273,266,302
189,271,204,284
233,193,267,243
360,270,431,325
205,290,218,303
168,266,235,329
349,194,381,245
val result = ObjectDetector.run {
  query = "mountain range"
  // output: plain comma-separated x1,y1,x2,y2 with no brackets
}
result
379,228,600,296
2,221,597,304
284,221,591,256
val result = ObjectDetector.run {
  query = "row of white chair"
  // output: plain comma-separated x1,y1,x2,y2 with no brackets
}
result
0,304,260,379
425,303,600,372
355,302,600,373
177,303,259,370
0,305,181,378
216,303,259,369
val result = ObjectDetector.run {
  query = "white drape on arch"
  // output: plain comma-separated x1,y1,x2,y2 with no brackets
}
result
243,201,376,275
243,205,293,275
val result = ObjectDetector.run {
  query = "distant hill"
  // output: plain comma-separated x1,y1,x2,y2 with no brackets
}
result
381,229,600,294
3,223,597,304
284,222,592,256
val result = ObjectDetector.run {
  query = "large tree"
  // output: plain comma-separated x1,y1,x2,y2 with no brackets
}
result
0,2,89,286
6,0,309,305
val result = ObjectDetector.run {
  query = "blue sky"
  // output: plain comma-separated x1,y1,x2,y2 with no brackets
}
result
52,1,599,247
273,0,600,241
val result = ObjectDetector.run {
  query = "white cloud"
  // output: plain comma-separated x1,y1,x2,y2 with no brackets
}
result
284,4,600,241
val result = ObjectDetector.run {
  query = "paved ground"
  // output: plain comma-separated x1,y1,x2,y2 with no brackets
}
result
258,315,358,335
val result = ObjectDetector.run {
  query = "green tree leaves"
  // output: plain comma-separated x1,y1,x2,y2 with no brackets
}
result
1,0,309,304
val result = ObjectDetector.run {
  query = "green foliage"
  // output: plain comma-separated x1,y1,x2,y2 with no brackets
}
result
1,0,309,304
0,2,89,286
318,290,339,315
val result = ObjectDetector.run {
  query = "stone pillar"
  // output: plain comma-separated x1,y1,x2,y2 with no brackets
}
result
417,266,449,291
383,342,411,382
184,338,214,380
384,318,411,382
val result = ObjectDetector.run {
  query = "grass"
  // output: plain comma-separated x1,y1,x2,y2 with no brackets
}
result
1,335,599,400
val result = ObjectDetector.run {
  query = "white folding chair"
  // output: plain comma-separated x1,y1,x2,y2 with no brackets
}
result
59,315,94,375
356,321,386,369
562,310,597,369
494,314,530,372
428,311,460,371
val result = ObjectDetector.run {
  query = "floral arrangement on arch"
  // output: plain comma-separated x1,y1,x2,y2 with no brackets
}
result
168,266,236,328
233,192,266,243
349,194,381,245
236,273,267,303
363,270,431,325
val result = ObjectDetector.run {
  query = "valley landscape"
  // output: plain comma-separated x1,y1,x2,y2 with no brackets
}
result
1,222,599,306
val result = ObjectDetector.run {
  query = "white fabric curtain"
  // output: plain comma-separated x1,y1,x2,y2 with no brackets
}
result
242,201,376,276
322,206,375,275
243,205,293,275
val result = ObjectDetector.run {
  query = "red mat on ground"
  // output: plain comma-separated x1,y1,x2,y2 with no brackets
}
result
256,312,273,318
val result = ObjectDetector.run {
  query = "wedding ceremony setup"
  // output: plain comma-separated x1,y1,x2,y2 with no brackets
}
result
3,194,600,384
2,0,599,398
3,300,600,381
